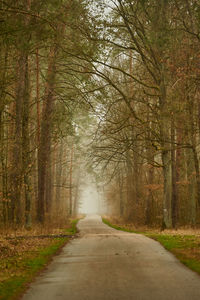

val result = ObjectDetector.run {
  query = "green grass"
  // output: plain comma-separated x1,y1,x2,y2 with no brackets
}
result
180,257,200,274
0,239,67,300
146,233,200,275
102,217,200,276
24,238,66,272
102,218,144,234
0,219,80,300
0,277,27,300
64,218,80,235
146,234,198,250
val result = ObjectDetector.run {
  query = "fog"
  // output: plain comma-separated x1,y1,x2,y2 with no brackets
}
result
78,175,106,215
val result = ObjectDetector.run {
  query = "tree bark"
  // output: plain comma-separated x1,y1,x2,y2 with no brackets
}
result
186,148,196,226
171,117,178,228
22,53,32,229
45,145,53,214
10,52,27,225
69,143,74,216
55,141,64,211
160,81,172,229
37,45,58,224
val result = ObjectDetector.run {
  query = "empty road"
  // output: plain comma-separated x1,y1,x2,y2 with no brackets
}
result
22,215,200,300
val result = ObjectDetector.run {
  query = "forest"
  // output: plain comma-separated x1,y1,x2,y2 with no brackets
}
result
0,0,200,231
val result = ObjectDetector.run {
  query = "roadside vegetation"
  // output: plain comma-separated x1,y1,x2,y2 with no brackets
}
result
102,218,200,276
0,218,80,300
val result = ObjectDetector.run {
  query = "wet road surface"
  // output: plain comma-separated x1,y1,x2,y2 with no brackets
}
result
22,215,200,300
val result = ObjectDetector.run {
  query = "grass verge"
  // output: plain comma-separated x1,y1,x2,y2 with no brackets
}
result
0,219,80,300
102,217,200,276
63,218,80,235
102,218,145,234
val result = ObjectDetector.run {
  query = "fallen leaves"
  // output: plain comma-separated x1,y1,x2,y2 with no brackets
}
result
0,236,58,282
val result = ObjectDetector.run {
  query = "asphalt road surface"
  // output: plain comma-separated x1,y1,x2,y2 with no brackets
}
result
22,215,200,300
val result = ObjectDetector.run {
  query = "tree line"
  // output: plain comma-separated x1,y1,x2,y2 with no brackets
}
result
88,0,200,228
0,0,97,228
1,0,200,230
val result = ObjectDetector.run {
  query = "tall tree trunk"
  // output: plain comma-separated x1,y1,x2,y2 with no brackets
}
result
171,117,178,228
61,143,68,212
160,81,172,229
22,53,32,229
125,150,134,221
69,143,74,216
133,151,139,204
187,89,200,215
37,45,58,223
145,165,154,225
192,147,200,207
10,52,27,225
0,46,9,224
0,110,8,224
186,148,196,225
36,48,40,145
145,108,155,225
161,149,172,229
73,166,81,217
55,141,64,211
45,144,53,214
9,0,32,226
118,171,124,217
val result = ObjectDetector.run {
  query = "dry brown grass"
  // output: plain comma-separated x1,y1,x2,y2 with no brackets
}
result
104,215,200,236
